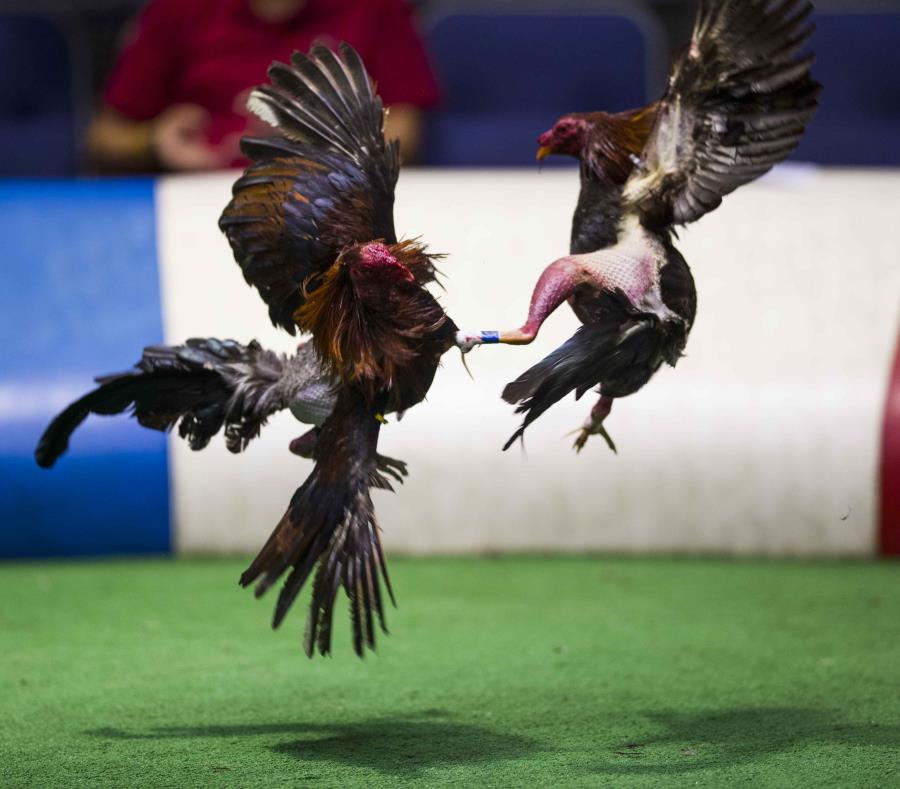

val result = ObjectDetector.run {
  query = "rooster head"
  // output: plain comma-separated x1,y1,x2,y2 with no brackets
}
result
295,240,447,394
537,115,589,160
353,242,416,285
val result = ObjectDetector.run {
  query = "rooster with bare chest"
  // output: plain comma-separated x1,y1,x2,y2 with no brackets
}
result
458,0,821,453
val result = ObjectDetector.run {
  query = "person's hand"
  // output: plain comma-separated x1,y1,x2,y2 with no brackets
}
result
151,104,229,171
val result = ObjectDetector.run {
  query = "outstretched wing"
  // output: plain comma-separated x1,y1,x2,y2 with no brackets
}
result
34,339,331,467
624,0,821,229
219,43,400,334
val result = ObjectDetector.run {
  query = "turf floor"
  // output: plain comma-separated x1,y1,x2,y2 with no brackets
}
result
1,556,899,787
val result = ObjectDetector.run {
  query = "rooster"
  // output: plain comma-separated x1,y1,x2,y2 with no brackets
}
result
217,43,457,656
34,338,405,483
458,0,820,452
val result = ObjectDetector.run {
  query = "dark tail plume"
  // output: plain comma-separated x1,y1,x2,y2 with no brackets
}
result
501,297,669,450
240,386,394,658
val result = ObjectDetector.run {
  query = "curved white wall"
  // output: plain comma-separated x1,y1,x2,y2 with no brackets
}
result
157,168,900,556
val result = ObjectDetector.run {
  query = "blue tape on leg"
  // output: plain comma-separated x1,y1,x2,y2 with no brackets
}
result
480,331,500,344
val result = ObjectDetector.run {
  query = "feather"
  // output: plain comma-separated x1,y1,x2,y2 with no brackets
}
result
240,388,393,657
220,44,401,334
35,339,335,467
295,243,455,410
625,0,821,229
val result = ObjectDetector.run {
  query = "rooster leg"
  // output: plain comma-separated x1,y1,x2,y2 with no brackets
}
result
290,426,407,482
456,257,582,352
288,427,320,458
573,395,616,454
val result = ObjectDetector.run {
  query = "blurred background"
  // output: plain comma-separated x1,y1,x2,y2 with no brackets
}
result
1,0,899,560
0,0,899,174
4,6,900,784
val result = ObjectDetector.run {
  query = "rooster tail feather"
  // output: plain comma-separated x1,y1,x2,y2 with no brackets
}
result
240,387,393,658
502,308,667,450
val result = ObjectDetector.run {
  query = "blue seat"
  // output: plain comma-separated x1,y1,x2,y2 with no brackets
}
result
0,16,77,176
794,12,900,166
421,6,664,166
0,180,169,558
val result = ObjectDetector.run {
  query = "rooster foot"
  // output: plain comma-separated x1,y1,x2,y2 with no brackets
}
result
376,453,408,484
572,395,617,454
455,330,505,353
573,423,617,454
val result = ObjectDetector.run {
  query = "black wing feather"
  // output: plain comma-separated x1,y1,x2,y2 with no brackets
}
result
35,339,295,468
626,0,821,229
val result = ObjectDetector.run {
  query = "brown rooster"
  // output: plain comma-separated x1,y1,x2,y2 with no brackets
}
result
458,0,820,452
218,44,457,656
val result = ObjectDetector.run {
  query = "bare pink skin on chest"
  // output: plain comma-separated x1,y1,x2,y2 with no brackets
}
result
455,232,661,350
581,251,655,304
521,253,654,335
520,258,586,335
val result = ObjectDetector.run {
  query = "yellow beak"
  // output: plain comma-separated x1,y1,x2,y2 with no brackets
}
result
536,145,552,161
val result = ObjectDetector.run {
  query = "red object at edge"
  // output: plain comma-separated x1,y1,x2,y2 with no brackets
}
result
880,330,900,556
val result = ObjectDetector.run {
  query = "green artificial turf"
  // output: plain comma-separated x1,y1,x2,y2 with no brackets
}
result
2,556,899,788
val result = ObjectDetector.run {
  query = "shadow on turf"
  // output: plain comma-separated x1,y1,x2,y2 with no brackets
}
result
594,706,900,775
88,711,541,778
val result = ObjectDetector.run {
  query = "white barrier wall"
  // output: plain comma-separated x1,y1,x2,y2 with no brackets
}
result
157,168,900,556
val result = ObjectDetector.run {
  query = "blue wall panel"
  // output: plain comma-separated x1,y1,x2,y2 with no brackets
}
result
0,179,170,558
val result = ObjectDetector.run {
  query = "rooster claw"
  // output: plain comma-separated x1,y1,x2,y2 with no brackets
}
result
376,452,408,484
455,331,481,354
573,429,590,454
572,424,617,454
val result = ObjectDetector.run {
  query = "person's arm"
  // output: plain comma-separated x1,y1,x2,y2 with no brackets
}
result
87,105,229,172
383,104,423,164
90,0,231,172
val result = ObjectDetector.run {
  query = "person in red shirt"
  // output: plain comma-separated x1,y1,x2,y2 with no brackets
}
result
87,0,440,171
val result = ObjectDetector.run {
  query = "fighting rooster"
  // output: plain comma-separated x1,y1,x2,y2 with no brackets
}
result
34,338,405,483
458,0,820,452
218,43,457,656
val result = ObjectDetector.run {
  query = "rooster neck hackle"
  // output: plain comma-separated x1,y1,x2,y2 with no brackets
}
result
294,241,449,398
580,106,659,185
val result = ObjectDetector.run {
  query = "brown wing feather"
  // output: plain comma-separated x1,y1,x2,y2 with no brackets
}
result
219,44,399,334
240,386,393,657
220,148,379,333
